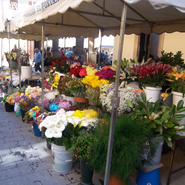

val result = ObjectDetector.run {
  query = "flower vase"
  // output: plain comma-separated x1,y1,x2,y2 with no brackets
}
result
21,66,32,79
21,109,27,122
79,160,94,185
5,102,14,112
10,60,18,70
86,86,101,106
109,175,126,185
33,123,42,137
143,87,162,103
64,96,75,106
74,96,89,110
51,144,73,173
172,91,185,136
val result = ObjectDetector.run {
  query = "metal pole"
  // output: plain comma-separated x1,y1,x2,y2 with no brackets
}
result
18,33,21,89
1,32,2,72
104,3,127,185
41,21,45,113
8,20,13,93
98,29,102,68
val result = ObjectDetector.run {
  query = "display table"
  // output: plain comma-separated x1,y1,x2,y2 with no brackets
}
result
24,73,41,86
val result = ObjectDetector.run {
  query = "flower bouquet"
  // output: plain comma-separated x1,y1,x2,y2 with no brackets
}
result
95,67,116,81
39,109,98,150
81,75,109,106
24,106,41,124
69,62,82,77
100,85,137,115
50,56,70,73
57,75,74,97
66,78,87,109
83,62,96,68
19,48,30,66
129,61,172,88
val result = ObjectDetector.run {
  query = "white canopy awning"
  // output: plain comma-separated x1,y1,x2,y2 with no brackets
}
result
10,0,185,37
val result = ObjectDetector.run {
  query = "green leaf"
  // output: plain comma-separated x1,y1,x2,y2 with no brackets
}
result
136,100,146,109
126,100,133,108
166,140,173,148
154,120,162,125
174,114,185,119
153,101,160,112
177,100,184,110
177,107,185,113
165,122,174,128
171,117,182,123
141,92,146,103
161,112,169,122
149,122,156,128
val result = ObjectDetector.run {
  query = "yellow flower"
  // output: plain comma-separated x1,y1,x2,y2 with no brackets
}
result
161,90,169,101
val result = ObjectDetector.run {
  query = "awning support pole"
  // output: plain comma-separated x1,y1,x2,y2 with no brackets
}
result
98,29,102,68
1,32,2,72
104,2,127,185
18,32,21,89
41,21,45,113
8,20,13,93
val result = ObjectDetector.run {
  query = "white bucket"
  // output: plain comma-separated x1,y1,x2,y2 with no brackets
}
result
64,96,75,106
143,87,162,103
51,144,73,173
21,66,32,79
172,91,185,136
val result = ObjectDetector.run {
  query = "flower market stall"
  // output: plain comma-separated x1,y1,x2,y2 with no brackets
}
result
4,0,185,184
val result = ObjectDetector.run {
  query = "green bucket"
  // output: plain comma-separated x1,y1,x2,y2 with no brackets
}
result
15,110,21,116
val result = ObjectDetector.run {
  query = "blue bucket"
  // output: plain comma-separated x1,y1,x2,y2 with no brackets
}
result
136,168,160,185
33,124,42,137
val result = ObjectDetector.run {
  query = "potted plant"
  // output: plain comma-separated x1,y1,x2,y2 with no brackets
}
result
71,133,95,185
127,92,185,167
50,56,70,74
129,61,172,102
18,48,32,79
24,106,42,137
66,78,88,109
1,94,14,112
38,109,98,173
57,75,75,105
88,114,153,185
81,75,109,106
4,50,18,69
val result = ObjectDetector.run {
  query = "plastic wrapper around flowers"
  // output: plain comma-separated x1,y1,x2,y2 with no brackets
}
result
86,86,101,106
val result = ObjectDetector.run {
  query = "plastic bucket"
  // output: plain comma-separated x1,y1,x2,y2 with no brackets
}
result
51,144,73,173
136,168,160,185
21,66,32,79
5,103,14,112
143,87,162,103
33,124,42,137
15,110,21,116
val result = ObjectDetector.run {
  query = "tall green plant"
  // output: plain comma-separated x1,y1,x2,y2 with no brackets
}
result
88,115,153,185
127,92,185,147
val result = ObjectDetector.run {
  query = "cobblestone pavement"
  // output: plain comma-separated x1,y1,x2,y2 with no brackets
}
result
1,102,185,185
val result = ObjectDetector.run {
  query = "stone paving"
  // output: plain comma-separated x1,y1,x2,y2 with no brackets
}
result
1,101,185,185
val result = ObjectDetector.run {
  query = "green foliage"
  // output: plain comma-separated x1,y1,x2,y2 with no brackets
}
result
57,75,74,96
88,115,153,184
1,94,9,104
46,123,80,150
71,133,94,161
160,50,185,68
127,92,185,147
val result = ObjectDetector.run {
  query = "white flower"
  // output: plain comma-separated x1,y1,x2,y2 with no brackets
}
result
45,126,62,138
67,116,81,125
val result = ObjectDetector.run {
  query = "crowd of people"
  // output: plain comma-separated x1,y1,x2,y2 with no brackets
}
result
32,46,113,72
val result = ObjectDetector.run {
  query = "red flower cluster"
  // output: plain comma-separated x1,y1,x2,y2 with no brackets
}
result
129,62,172,87
79,67,87,77
130,62,172,79
95,68,116,80
69,62,82,77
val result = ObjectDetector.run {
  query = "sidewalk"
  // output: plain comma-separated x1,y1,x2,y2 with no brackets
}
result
0,103,103,185
1,102,185,185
